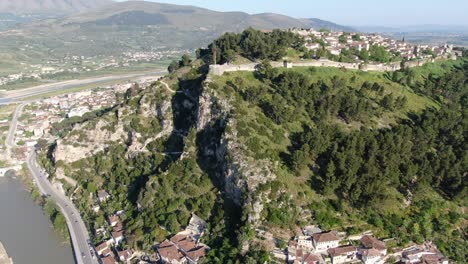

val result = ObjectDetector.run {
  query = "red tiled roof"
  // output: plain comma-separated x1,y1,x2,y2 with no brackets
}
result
303,253,322,264
312,231,339,243
170,235,197,253
328,246,357,257
101,248,111,257
360,235,386,251
158,240,185,262
118,250,132,261
112,231,124,239
361,248,381,257
186,246,208,261
108,215,119,224
113,221,124,232
96,242,108,252
101,255,116,264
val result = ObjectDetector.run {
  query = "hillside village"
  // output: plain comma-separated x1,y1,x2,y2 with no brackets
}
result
274,226,449,264
291,28,461,62
93,192,210,264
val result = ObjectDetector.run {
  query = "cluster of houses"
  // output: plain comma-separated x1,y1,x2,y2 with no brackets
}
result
8,82,151,163
156,214,210,264
287,226,448,264
291,28,458,61
94,189,210,264
95,213,133,264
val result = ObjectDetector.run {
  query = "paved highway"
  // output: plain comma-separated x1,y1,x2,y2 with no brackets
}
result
0,70,166,104
27,153,98,264
7,104,97,264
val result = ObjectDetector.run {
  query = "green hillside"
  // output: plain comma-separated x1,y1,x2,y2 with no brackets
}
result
40,30,467,263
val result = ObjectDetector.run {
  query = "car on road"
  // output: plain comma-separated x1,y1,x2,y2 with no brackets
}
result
81,252,86,258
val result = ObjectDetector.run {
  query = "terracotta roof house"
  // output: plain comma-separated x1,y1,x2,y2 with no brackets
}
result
297,235,314,250
360,235,387,255
112,231,124,245
101,255,118,264
170,235,197,253
96,241,110,256
118,249,134,262
360,248,382,264
312,231,340,252
421,254,449,264
186,246,208,263
302,253,324,264
158,240,187,264
328,246,358,264
112,221,124,232
108,215,120,227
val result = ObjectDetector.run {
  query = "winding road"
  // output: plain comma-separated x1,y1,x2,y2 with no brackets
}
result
7,104,97,264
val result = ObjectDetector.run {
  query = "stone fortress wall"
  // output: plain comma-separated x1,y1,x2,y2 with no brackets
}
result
209,55,455,76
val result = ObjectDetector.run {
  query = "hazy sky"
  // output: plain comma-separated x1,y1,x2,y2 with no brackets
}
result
117,0,468,26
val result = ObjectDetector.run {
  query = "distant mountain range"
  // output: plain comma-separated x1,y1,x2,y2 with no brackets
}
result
58,1,351,31
0,1,352,61
0,0,113,15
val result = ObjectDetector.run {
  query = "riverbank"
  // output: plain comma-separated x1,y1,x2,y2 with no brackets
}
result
0,176,74,264
0,241,13,264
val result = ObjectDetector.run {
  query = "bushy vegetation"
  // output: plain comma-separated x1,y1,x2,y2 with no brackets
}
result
212,55,467,261
197,28,305,64
44,199,70,241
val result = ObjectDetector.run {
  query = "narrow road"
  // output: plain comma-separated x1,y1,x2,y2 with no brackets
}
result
6,104,97,264
5,103,26,152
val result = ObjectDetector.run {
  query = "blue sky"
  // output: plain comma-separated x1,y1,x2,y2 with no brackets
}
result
116,0,468,26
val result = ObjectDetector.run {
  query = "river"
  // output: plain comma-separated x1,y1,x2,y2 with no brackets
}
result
0,173,74,264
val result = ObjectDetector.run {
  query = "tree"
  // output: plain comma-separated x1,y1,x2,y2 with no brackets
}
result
256,60,276,80
179,54,192,67
352,34,362,41
168,60,179,73
339,34,348,44
359,49,370,62
223,49,237,63
381,94,395,110
369,45,391,63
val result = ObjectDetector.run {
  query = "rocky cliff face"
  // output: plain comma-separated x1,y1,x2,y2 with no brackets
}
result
197,80,276,226
53,118,127,164
53,85,174,164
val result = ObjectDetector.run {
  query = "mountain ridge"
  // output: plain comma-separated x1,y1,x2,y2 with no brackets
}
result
0,0,114,15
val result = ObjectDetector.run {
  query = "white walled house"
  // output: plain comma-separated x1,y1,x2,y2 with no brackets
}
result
297,236,314,251
360,248,382,264
327,246,358,264
312,231,340,252
112,231,124,245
